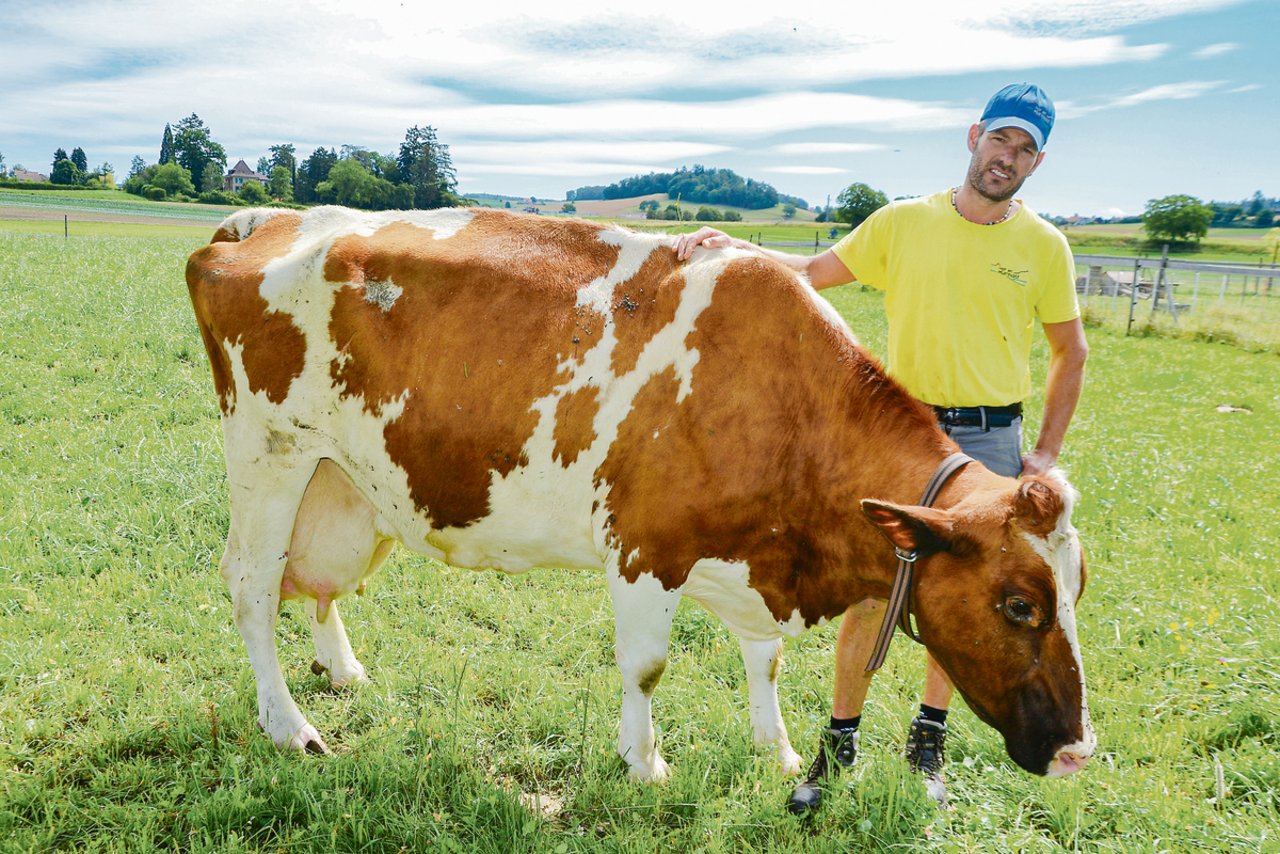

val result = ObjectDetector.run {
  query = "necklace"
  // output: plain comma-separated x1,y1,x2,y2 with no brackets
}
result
951,188,1014,226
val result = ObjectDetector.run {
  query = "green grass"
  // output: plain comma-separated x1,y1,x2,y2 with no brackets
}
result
1,232,1278,851
0,218,218,240
0,188,233,222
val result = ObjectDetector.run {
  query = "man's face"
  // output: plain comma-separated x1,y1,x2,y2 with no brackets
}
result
965,124,1046,203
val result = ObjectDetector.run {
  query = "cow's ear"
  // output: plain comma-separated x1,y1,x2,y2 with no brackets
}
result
1014,479,1063,533
861,500,952,556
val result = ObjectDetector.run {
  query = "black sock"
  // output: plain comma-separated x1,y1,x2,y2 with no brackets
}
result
829,715,861,732
918,704,948,725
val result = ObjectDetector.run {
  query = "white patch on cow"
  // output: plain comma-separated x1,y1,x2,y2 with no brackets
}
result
1021,469,1096,763
682,559,816,640
363,279,403,312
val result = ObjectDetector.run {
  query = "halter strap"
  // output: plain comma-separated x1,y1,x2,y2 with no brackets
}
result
864,452,973,673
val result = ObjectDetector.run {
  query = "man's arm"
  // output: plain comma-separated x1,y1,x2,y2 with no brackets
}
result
674,226,855,290
1023,317,1088,476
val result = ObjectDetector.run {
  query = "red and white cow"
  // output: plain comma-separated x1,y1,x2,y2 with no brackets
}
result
186,206,1094,782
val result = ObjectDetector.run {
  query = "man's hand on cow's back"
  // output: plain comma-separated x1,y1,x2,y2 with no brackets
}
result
676,227,735,261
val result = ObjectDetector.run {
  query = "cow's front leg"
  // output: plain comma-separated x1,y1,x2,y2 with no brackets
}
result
606,568,681,782
739,637,802,774
305,598,369,689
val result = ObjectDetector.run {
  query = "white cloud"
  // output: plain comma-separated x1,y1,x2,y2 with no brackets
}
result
762,166,853,175
1193,42,1239,59
772,143,887,155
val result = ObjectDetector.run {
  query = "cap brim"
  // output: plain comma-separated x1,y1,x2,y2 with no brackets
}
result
984,117,1046,151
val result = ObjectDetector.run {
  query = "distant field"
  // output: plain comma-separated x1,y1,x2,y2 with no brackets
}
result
1066,222,1274,242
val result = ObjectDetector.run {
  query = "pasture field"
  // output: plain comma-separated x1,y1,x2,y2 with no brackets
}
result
1,230,1278,852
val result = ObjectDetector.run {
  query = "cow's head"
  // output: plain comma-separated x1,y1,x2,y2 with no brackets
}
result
862,470,1094,777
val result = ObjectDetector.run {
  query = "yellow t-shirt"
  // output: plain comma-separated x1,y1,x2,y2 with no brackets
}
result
831,190,1079,408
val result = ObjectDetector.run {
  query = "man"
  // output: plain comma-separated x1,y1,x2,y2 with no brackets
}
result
674,83,1088,814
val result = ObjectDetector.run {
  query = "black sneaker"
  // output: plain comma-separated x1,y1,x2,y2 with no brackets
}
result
786,727,859,816
904,716,948,806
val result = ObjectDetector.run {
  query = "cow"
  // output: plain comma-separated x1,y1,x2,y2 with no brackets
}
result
186,206,1095,784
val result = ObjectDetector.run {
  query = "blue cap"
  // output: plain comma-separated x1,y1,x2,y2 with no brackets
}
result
980,83,1055,151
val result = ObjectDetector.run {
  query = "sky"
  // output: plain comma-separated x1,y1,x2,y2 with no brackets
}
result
0,0,1275,218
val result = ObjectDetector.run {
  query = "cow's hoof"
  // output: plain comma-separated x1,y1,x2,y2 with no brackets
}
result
777,746,803,775
311,659,370,690
287,724,331,755
626,755,670,783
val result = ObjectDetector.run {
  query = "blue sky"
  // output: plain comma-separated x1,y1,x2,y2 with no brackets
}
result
1,0,1275,217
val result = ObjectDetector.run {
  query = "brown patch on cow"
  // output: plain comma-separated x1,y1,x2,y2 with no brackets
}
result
552,386,600,466
637,660,666,696
599,254,959,622
322,211,624,528
186,212,307,414
609,249,683,377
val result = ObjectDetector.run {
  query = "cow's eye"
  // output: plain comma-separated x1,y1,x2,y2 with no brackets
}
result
1001,595,1043,627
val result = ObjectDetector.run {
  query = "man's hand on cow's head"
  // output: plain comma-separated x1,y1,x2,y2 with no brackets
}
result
1019,448,1056,477
676,227,734,261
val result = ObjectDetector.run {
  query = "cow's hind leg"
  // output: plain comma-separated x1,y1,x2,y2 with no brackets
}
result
305,599,369,688
739,637,802,774
220,463,329,753
606,567,681,782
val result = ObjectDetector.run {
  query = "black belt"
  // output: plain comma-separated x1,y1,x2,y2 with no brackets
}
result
931,402,1022,428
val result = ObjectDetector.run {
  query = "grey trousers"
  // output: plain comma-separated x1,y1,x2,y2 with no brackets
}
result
941,417,1024,477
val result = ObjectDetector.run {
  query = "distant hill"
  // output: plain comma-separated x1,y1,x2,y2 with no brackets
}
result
569,166,808,211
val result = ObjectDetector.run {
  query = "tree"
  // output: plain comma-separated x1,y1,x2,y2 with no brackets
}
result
835,182,888,227
256,156,271,176
150,162,195,197
160,124,175,165
695,206,722,221
0,151,5,175
782,203,797,219
561,201,576,214
129,155,146,179
52,148,68,172
50,159,82,185
268,144,297,190
1142,194,1213,242
201,163,224,196
267,165,293,201
296,147,337,204
238,180,270,205
70,147,88,173
396,124,460,209
172,113,227,193
1247,190,1266,216
1258,209,1275,228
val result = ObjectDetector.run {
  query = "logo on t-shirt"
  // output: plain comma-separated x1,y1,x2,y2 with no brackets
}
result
990,263,1028,286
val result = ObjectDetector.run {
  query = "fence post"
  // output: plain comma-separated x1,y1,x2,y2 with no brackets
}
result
64,214,68,239
1126,256,1142,335
1150,243,1177,325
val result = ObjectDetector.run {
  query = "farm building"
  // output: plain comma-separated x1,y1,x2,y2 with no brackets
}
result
223,160,268,193
1077,266,1154,296
10,169,49,183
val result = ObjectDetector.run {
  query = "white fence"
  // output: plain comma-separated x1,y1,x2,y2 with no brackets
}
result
1073,252,1277,342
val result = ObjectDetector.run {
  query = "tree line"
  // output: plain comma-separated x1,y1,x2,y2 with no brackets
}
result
114,114,462,210
1142,192,1277,243
568,165,809,211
